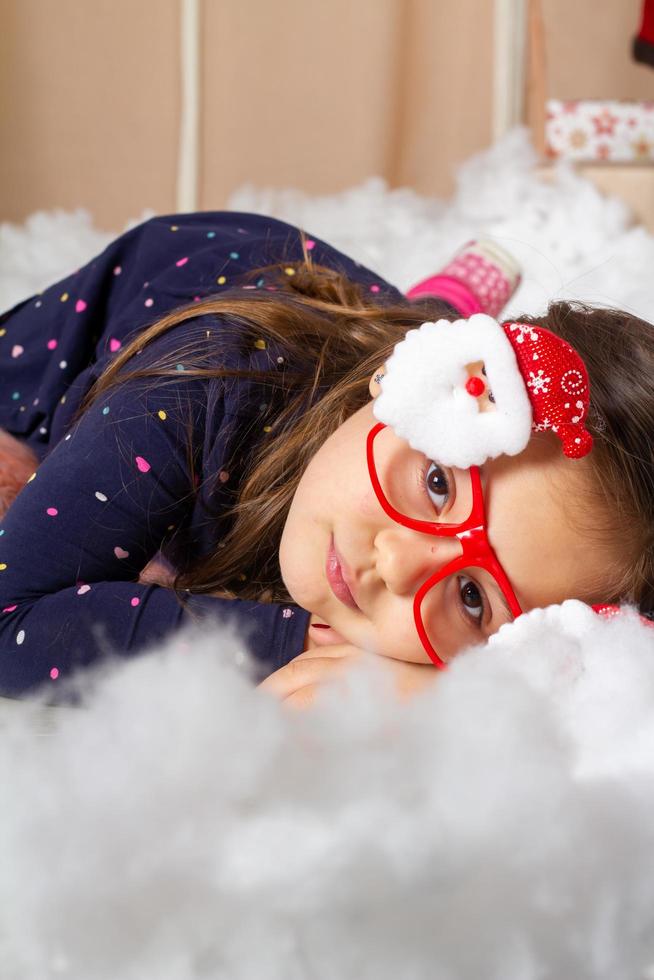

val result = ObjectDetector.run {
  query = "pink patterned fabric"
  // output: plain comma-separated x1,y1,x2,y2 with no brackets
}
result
438,250,515,318
406,244,518,318
405,275,483,315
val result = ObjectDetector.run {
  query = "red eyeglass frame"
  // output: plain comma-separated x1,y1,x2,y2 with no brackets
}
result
366,421,524,668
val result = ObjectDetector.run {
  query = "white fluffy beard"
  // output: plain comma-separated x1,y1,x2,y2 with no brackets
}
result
373,315,533,469
1,603,654,979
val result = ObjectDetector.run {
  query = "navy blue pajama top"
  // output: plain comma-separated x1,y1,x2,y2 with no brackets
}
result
0,211,406,698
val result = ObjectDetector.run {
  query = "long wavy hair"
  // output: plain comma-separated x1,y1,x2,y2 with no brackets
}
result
75,240,654,619
519,302,654,618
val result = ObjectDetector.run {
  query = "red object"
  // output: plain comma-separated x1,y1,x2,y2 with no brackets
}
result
366,421,642,668
367,422,523,668
592,604,654,628
502,322,593,459
634,0,654,67
465,375,486,398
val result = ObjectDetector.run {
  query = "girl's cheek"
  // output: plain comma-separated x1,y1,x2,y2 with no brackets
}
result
368,611,429,663
360,487,380,518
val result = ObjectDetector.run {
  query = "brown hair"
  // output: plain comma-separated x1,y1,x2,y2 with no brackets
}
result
76,249,654,619
74,239,451,607
517,302,654,617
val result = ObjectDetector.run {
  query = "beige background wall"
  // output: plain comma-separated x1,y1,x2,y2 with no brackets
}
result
544,0,651,100
0,0,652,230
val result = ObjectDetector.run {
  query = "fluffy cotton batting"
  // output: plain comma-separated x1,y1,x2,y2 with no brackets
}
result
2,127,654,977
372,315,533,468
1,602,654,980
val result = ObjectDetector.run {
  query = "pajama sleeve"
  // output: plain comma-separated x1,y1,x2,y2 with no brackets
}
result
0,372,310,698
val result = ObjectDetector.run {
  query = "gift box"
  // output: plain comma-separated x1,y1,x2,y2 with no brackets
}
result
545,99,654,163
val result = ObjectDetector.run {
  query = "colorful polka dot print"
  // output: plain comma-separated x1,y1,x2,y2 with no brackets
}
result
0,211,403,693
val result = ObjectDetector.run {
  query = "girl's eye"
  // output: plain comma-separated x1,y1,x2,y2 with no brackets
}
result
423,462,450,513
457,575,485,625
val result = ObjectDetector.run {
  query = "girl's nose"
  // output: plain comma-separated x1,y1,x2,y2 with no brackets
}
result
373,526,461,596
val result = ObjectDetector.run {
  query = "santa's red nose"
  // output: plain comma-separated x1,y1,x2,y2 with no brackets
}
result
465,376,486,398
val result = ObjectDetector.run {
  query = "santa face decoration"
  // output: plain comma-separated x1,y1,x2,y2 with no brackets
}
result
367,314,594,668
372,314,593,469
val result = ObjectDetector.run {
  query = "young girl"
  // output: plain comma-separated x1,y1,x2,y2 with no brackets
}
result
0,211,652,704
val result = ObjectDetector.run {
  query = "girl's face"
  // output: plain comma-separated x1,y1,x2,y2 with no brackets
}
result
279,370,608,664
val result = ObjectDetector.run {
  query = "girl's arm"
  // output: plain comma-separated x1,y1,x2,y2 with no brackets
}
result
0,374,309,699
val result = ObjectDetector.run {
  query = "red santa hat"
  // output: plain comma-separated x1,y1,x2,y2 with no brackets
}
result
501,321,593,459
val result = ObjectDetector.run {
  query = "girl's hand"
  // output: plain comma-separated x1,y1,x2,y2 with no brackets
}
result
258,623,439,709
137,556,177,588
257,644,368,710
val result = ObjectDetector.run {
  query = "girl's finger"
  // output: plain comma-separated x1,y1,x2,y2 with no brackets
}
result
258,643,362,691
282,671,353,711
293,643,362,661
282,684,320,711
258,651,360,702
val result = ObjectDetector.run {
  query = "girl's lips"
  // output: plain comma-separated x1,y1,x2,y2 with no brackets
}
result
326,536,360,610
